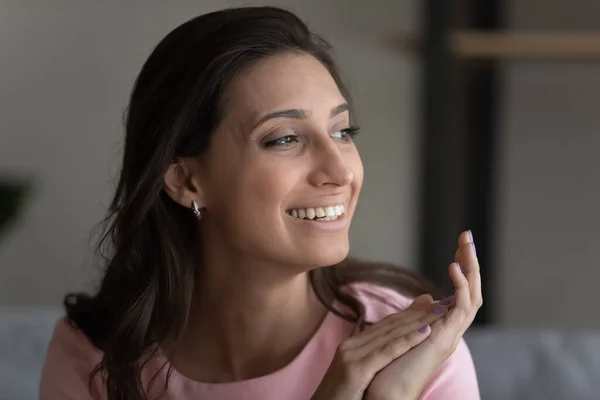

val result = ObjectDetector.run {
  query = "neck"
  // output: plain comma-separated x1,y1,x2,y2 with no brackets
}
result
170,231,328,383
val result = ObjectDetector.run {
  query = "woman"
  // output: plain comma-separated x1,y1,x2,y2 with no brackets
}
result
40,6,481,400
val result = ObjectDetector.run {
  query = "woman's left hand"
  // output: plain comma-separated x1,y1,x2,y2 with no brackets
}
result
365,230,483,400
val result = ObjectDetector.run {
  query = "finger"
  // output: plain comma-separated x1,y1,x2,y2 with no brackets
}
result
458,231,477,267
444,262,472,333
454,248,463,266
360,294,434,336
458,230,473,248
408,294,434,310
353,302,449,359
458,231,482,305
467,254,482,307
344,306,435,349
357,319,433,365
414,293,456,312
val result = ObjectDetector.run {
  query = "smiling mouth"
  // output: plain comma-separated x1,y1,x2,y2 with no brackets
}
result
285,204,345,221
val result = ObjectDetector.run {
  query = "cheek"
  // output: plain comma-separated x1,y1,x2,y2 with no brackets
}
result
217,160,303,251
244,169,289,206
223,157,301,220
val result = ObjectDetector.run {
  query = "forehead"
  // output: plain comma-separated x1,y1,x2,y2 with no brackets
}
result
223,52,346,122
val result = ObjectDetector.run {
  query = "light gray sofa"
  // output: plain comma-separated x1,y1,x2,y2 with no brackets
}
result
0,307,63,400
2,307,600,400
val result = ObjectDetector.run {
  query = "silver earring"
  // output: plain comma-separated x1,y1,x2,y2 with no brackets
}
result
191,200,202,220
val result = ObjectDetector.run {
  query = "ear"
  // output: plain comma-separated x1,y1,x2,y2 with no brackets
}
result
163,158,205,210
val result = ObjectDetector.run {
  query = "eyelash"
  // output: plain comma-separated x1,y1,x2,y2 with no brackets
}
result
264,126,361,148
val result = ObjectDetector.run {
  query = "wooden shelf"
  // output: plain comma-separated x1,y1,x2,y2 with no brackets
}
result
391,30,600,61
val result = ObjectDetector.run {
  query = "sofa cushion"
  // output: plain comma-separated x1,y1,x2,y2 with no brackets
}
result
466,328,600,400
0,307,63,400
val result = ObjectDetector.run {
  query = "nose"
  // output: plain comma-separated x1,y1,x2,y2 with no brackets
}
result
307,139,354,188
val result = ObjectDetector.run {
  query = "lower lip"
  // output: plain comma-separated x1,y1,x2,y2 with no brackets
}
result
286,212,349,231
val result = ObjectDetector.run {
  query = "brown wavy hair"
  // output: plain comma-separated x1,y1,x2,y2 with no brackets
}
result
64,6,437,400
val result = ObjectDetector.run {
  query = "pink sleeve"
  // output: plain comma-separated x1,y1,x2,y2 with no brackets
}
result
419,338,480,400
39,318,105,400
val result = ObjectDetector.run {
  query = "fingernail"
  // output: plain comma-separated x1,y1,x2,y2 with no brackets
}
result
418,325,429,333
456,262,462,273
432,306,446,315
440,295,455,305
468,230,477,256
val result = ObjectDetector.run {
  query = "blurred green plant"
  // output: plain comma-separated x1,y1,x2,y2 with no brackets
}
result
0,180,31,243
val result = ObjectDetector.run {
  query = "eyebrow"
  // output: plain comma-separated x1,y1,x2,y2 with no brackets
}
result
253,102,349,129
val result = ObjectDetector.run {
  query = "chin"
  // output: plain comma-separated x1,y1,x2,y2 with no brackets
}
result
301,242,350,268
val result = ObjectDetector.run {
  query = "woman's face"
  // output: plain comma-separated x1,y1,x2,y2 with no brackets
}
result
196,52,363,269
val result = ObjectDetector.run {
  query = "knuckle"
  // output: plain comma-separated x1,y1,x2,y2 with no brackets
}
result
476,297,484,308
390,334,418,357
337,338,354,353
382,337,407,355
337,349,353,365
405,331,424,346
392,310,410,321
369,312,402,331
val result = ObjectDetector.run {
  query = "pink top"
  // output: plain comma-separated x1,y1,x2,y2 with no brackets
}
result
40,283,480,399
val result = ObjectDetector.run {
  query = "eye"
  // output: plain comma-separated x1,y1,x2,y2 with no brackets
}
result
331,126,360,141
264,135,299,148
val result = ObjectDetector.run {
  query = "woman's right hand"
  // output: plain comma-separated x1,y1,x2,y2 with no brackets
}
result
310,296,452,400
364,231,482,400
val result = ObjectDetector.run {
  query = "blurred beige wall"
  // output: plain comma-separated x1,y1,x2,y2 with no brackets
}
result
497,0,600,329
0,1,421,305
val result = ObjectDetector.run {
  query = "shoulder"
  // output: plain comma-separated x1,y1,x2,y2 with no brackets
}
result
40,317,104,399
46,316,103,361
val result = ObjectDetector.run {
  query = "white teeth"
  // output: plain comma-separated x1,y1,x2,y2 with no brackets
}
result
287,204,345,221
320,216,337,221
